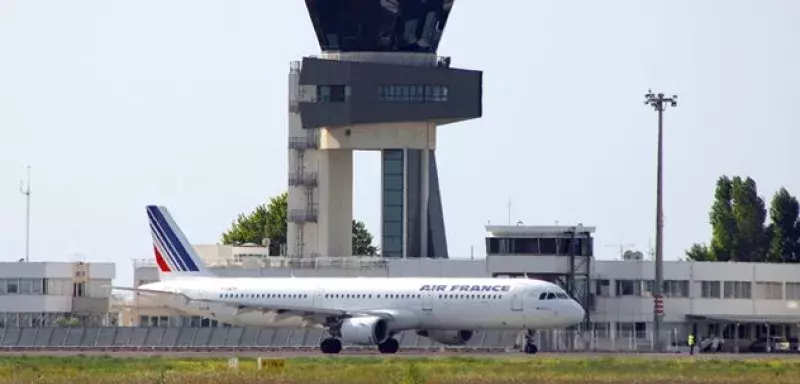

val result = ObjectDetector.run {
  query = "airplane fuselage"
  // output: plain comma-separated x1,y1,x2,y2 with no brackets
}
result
140,277,585,332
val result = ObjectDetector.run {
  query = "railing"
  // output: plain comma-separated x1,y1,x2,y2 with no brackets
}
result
288,171,318,187
288,208,318,224
0,327,750,354
288,136,318,150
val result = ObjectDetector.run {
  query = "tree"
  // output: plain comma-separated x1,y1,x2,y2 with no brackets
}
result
221,191,378,256
709,176,736,261
768,187,799,263
730,176,767,261
685,243,714,261
265,192,288,255
353,220,379,256
221,204,268,246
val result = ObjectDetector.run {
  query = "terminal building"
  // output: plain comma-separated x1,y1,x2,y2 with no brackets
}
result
0,261,117,327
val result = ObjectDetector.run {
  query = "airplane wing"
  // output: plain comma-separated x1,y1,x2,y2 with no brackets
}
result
110,286,398,325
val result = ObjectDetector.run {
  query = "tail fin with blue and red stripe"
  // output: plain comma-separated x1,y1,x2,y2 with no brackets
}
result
146,205,214,279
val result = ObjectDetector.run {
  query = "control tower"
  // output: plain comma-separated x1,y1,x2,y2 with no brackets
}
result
287,0,482,259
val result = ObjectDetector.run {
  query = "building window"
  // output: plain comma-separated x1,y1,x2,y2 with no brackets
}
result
6,279,18,294
594,279,610,296
723,281,751,299
700,281,720,298
615,280,642,296
755,281,782,300
316,85,350,102
379,85,448,102
786,282,800,300
663,280,690,298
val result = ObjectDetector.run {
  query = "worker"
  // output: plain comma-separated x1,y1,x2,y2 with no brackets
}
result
688,333,695,355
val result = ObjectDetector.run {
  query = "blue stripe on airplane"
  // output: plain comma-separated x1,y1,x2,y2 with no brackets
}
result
147,207,189,272
150,222,183,272
147,210,186,272
150,206,199,272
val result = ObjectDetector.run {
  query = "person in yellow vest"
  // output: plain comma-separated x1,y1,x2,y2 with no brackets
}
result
688,334,695,355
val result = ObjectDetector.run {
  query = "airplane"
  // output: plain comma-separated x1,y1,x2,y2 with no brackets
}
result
112,205,586,354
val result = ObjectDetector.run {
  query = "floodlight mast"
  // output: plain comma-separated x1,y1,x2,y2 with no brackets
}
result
644,90,677,352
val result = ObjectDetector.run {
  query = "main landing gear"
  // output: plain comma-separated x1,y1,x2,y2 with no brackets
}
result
319,337,400,354
378,338,399,354
523,329,538,354
320,337,342,354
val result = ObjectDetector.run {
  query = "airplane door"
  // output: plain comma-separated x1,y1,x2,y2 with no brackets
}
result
511,294,523,311
422,292,433,311
313,288,325,309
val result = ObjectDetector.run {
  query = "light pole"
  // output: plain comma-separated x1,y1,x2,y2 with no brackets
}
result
19,166,31,262
644,90,677,352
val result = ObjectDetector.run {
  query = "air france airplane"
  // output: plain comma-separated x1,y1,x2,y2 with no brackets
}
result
113,205,586,354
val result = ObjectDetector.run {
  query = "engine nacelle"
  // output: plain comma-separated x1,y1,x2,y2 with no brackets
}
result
417,330,474,345
339,316,389,346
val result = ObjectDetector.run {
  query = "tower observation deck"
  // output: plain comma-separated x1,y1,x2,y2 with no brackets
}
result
287,0,481,259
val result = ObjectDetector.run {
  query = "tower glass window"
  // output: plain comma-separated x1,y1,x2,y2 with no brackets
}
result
304,0,454,53
379,85,448,102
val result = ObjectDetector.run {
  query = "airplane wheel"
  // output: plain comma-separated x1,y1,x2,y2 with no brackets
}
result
320,338,342,354
524,343,538,354
378,338,399,354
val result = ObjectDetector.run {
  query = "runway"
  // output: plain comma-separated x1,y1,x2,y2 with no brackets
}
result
0,349,798,360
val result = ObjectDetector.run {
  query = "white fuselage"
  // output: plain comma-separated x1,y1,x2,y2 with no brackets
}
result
140,277,585,332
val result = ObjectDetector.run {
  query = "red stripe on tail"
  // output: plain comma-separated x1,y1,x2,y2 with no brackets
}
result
153,245,171,272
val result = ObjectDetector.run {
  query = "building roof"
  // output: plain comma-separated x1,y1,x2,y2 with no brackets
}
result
485,225,596,237
687,314,800,324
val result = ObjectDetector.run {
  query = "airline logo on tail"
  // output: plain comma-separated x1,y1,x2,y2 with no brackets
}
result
146,205,201,273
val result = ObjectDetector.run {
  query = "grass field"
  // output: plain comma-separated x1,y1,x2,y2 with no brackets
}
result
1,354,799,384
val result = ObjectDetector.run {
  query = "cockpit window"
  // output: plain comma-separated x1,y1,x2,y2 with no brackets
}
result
539,291,570,300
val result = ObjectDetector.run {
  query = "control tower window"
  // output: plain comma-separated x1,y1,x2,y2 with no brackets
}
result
317,85,350,103
379,85,448,102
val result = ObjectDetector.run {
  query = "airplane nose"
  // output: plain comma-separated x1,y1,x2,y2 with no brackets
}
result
570,300,586,323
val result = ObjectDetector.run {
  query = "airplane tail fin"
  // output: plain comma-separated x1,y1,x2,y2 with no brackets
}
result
146,205,214,280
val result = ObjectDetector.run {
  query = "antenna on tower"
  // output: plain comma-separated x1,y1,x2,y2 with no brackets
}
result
19,166,31,263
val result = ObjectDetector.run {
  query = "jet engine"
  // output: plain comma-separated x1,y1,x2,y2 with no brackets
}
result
339,316,389,345
417,330,474,345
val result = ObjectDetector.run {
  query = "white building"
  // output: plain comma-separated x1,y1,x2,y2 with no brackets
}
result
130,227,800,350
0,261,116,327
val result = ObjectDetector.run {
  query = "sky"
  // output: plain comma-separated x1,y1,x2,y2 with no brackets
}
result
1,0,799,287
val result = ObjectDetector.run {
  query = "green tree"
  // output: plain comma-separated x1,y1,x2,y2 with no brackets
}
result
685,243,714,261
768,187,799,263
265,192,288,255
220,193,287,255
221,204,268,246
730,176,767,261
709,176,736,261
221,191,378,256
353,219,379,256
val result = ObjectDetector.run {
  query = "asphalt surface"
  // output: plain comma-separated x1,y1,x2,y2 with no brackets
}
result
1,349,799,360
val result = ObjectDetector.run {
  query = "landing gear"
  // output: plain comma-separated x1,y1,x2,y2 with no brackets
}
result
320,337,342,354
523,329,538,354
378,338,399,354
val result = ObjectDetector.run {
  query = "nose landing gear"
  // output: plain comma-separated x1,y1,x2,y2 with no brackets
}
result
523,329,538,354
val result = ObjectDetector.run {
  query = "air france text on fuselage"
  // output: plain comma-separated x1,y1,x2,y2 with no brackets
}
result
418,284,511,292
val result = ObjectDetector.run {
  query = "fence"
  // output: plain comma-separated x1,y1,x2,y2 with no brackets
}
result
0,327,695,353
